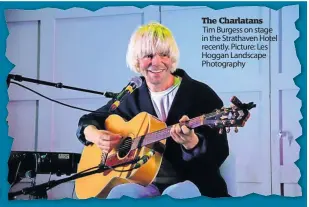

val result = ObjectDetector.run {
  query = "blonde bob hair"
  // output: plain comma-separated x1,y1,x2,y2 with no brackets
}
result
126,22,180,74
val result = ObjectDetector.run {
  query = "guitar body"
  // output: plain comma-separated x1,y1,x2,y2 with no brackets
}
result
75,112,167,199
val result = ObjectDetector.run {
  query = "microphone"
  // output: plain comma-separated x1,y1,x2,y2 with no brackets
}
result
109,76,143,111
133,150,155,169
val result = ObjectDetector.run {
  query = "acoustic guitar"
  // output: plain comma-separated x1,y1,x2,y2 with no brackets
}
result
75,96,256,199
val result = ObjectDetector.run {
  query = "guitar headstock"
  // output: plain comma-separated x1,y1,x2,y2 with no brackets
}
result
204,96,256,134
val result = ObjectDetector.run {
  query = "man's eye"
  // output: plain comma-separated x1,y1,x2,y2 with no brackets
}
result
145,54,153,58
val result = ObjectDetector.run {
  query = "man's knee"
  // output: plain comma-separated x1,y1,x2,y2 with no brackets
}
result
107,183,160,199
107,183,144,199
162,180,201,199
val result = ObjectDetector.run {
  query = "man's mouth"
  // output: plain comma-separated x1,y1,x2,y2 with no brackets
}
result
148,69,165,74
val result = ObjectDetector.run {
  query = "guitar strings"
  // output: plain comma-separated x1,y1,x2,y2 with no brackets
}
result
113,117,206,154
96,111,227,173
117,120,194,152
93,111,230,174
110,111,226,156
115,118,222,155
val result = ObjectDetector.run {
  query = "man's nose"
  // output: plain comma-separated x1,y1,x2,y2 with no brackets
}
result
151,54,162,66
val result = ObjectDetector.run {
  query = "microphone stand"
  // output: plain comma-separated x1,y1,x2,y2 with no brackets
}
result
7,74,117,98
6,73,132,200
8,156,142,200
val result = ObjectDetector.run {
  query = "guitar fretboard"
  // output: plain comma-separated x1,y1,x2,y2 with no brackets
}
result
131,111,220,150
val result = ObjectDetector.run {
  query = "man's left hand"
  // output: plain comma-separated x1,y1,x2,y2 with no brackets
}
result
170,115,199,150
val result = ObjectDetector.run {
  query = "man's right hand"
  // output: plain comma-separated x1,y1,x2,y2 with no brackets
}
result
84,125,122,153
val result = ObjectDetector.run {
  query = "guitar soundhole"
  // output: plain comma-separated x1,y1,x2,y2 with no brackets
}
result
118,137,132,158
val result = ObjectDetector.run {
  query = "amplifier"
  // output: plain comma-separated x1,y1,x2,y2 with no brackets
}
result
8,151,81,184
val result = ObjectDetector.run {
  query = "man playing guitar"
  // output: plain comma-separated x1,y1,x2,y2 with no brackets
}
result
75,22,230,199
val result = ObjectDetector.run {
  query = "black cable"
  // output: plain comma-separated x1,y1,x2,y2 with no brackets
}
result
106,165,138,172
9,160,22,189
10,81,111,115
73,155,143,178
9,82,145,173
71,184,75,199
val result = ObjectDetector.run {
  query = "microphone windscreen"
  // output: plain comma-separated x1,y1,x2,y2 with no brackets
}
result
130,76,143,88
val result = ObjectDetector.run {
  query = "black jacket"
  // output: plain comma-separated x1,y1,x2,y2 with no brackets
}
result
76,69,230,197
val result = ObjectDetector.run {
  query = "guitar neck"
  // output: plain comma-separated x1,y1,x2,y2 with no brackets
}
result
132,112,218,149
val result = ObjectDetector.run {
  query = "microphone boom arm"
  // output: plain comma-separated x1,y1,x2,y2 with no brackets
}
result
7,74,117,98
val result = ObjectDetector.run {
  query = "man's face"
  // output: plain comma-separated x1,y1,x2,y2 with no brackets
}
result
138,52,173,88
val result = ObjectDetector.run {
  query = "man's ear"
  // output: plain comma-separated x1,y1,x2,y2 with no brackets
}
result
135,60,141,73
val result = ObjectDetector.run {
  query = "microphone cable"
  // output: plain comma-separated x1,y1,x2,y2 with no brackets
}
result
74,150,155,176
9,81,112,115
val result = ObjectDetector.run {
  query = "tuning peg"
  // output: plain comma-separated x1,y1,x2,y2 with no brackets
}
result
226,127,230,133
234,127,238,133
